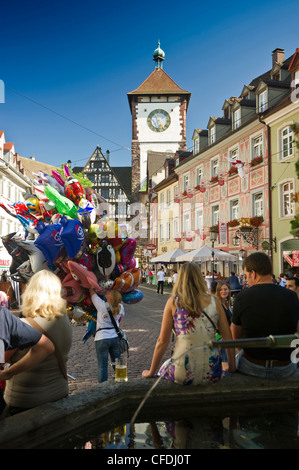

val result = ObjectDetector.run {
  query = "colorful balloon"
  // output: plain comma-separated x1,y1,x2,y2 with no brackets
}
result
122,289,144,304
96,240,116,277
34,222,64,265
65,177,84,205
25,197,41,217
120,238,136,266
60,216,85,259
44,184,79,219
61,273,84,304
67,260,101,290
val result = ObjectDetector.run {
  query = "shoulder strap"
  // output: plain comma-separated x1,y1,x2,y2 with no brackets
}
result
107,308,122,338
201,309,219,334
26,317,67,381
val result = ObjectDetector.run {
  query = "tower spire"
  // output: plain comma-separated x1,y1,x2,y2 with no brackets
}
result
153,40,165,69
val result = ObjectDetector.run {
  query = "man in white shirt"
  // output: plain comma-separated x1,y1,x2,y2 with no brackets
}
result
157,268,165,294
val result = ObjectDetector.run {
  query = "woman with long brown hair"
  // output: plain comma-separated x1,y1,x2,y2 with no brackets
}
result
142,262,235,385
216,282,232,325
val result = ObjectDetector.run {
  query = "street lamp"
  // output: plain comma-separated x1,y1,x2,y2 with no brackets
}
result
209,228,218,281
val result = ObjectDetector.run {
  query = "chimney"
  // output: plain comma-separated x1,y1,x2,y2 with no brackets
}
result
106,150,110,165
272,48,285,66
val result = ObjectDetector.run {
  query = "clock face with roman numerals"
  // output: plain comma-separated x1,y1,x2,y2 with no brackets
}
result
147,109,171,132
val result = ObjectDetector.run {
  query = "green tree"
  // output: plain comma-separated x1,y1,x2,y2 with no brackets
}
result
57,164,93,188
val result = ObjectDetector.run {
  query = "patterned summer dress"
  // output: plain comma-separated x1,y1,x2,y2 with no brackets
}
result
157,297,222,385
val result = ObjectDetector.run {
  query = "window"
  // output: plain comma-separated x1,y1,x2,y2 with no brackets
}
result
233,108,241,129
210,126,216,144
194,137,199,154
159,224,164,242
212,205,219,226
259,91,267,112
173,218,180,237
252,135,263,159
280,181,295,217
101,188,109,199
281,127,294,159
195,207,203,230
229,148,239,170
230,147,239,161
196,167,203,186
159,193,164,209
183,174,189,191
230,199,239,220
166,222,171,241
102,174,110,183
211,158,219,178
183,213,190,234
253,192,263,217
166,189,171,207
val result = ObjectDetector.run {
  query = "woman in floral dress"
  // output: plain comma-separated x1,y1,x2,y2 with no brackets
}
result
142,262,235,385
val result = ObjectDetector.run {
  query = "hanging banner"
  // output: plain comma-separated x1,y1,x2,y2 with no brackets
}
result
0,251,12,271
292,250,299,267
218,222,228,244
283,252,293,267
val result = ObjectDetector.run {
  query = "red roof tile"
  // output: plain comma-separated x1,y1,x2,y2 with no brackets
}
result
128,68,190,97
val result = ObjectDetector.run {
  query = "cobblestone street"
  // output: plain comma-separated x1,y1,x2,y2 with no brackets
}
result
67,283,173,395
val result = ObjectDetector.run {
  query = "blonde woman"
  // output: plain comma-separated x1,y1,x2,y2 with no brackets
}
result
3,270,72,416
142,262,235,385
89,288,125,383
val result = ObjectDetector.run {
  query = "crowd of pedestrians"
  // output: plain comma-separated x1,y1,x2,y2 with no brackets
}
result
142,252,299,385
0,253,299,423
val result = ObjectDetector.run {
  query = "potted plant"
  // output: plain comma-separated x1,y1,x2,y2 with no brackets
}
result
251,155,263,167
227,219,240,227
210,175,218,185
228,166,238,177
250,216,264,227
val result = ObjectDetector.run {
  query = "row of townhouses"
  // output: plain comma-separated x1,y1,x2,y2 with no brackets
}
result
142,47,299,276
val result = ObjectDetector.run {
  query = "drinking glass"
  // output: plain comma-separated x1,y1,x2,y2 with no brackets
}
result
115,356,128,382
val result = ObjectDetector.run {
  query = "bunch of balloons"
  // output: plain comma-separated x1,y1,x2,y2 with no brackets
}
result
1,165,143,341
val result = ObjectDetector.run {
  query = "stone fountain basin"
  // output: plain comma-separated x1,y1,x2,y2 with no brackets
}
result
0,372,299,449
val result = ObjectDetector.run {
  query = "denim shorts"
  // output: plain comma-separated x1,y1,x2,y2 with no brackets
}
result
236,350,297,379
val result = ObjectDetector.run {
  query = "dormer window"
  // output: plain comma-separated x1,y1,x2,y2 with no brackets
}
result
272,72,280,81
233,108,241,130
258,90,267,112
210,126,216,144
194,137,199,154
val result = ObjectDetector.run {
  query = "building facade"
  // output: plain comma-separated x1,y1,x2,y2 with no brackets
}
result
127,43,191,195
150,48,297,275
263,49,299,275
74,146,132,226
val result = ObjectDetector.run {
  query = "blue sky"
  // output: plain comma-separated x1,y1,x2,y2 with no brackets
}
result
0,0,298,170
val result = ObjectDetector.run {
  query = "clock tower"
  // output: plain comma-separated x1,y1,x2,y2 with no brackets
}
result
127,42,191,194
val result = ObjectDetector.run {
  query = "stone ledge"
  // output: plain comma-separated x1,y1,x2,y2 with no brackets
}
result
1,371,299,449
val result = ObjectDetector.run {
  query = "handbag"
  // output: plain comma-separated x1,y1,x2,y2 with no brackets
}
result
107,309,129,357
